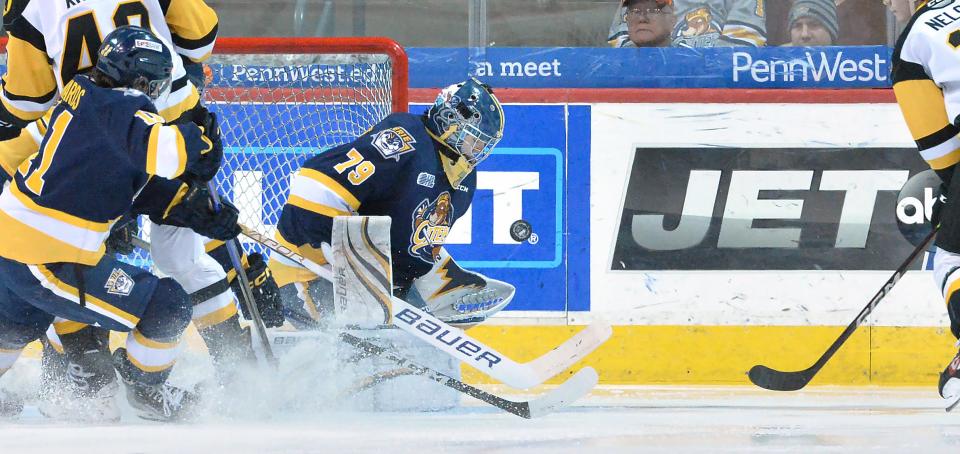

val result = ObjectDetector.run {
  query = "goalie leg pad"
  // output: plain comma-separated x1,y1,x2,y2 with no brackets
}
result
331,216,394,327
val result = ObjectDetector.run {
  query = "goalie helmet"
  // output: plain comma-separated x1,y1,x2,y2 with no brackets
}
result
425,78,504,171
95,25,173,100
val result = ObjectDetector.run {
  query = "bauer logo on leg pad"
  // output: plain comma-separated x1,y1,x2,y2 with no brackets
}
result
105,268,134,296
395,308,502,369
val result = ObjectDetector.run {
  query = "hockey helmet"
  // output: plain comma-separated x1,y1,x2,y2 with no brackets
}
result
425,78,504,171
95,25,173,99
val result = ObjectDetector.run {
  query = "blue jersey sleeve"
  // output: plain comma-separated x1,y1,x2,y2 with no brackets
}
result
280,114,427,250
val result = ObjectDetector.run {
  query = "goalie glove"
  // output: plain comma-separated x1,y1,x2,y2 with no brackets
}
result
161,185,240,240
231,252,285,328
406,248,515,327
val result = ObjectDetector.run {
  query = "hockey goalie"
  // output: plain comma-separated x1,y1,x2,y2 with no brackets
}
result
266,78,516,329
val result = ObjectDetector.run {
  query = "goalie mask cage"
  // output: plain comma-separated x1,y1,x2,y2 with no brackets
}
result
145,37,408,265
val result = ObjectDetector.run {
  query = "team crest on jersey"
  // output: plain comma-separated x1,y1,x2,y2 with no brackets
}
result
674,7,721,47
105,268,135,296
409,192,454,263
372,127,416,161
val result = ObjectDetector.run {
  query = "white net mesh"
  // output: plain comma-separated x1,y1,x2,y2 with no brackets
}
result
130,41,402,265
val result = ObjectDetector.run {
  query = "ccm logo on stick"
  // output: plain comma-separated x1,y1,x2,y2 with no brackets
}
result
395,309,502,369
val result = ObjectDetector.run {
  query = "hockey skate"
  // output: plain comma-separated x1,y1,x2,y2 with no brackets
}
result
113,348,199,421
940,346,960,412
38,336,120,422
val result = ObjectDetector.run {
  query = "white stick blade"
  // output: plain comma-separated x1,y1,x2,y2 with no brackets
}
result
527,367,599,419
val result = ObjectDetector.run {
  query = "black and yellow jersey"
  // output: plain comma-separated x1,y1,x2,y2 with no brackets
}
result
892,0,960,181
0,75,210,266
1,0,217,124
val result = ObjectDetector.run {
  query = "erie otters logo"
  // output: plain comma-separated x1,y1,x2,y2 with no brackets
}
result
371,126,416,161
409,192,454,263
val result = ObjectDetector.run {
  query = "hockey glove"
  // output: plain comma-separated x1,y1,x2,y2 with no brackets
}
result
232,252,285,328
183,111,223,183
164,185,240,240
105,218,139,256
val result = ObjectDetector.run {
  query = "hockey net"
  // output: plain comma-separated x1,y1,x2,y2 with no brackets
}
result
140,37,408,263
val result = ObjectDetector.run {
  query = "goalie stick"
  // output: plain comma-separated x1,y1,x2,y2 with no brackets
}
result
129,235,594,416
338,332,598,418
748,228,937,391
240,224,612,389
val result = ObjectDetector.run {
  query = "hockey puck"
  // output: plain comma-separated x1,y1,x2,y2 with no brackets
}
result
510,219,532,242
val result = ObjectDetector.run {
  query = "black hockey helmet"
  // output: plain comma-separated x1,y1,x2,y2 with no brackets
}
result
95,25,173,99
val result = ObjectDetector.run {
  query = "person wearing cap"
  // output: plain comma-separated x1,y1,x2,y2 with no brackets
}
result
608,0,677,48
785,0,839,46
608,0,766,48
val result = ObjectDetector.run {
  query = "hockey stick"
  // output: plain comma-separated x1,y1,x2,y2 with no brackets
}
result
748,228,937,391
338,332,598,418
240,224,612,389
205,183,277,366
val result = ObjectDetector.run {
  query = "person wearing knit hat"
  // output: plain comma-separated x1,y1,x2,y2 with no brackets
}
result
786,0,839,46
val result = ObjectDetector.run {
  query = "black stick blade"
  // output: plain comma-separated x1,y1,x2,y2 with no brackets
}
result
748,365,814,391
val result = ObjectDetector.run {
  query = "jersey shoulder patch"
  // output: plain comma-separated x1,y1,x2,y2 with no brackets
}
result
370,125,417,161
365,113,430,162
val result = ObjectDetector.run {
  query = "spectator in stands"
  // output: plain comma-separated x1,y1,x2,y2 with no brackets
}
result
609,0,766,48
784,0,838,46
608,0,677,48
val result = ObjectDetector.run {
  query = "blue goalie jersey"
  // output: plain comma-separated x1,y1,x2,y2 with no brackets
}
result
274,112,477,289
0,75,209,266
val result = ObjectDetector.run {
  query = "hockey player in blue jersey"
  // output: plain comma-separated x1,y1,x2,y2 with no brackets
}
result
0,27,240,421
0,0,284,421
268,78,516,328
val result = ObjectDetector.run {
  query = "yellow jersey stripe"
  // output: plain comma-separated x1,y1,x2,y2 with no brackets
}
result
34,265,139,327
287,195,351,218
2,36,57,100
10,184,111,232
894,79,952,140
926,148,960,170
125,351,175,373
146,124,161,175
298,168,361,210
132,330,178,350
192,303,238,330
158,86,200,122
53,320,88,336
0,209,105,266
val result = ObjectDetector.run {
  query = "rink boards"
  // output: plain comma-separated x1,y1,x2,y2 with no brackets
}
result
439,90,955,387
197,89,955,387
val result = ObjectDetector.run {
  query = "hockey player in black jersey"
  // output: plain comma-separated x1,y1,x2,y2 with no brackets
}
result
0,26,240,421
268,78,516,329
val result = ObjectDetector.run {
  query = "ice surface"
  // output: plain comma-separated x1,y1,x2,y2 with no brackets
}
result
2,383,960,453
